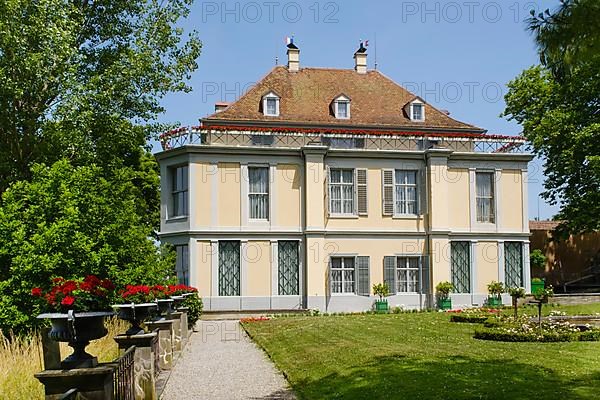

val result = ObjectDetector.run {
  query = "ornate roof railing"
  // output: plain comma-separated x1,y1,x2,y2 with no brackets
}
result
159,126,529,154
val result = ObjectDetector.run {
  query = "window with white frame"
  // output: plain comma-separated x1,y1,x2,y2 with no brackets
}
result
395,170,418,215
248,166,269,220
504,242,523,288
329,168,355,214
262,92,279,116
170,166,188,218
396,257,420,293
476,171,495,223
410,101,425,121
330,257,355,294
333,96,351,119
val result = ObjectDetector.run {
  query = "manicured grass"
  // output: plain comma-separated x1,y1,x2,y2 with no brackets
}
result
243,304,600,400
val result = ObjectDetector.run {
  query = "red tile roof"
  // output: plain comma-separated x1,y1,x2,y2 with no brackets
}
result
202,66,484,132
529,220,562,231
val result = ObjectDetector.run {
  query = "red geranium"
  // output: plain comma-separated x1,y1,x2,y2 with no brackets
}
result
31,275,115,313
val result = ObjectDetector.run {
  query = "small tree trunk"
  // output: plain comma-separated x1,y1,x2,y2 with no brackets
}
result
537,302,543,327
512,296,518,319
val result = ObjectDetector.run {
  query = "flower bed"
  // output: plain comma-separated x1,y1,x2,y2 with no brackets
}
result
240,316,270,323
474,315,600,342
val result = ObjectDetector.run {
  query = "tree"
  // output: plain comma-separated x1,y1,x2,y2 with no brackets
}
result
0,160,176,334
0,0,201,209
503,0,600,234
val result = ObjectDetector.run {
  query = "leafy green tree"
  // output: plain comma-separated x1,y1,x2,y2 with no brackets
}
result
0,161,176,334
0,0,201,211
503,0,599,234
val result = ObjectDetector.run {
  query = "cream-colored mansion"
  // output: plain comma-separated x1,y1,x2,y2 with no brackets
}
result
157,43,533,312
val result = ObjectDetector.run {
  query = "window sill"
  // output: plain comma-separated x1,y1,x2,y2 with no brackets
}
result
392,214,422,220
166,216,188,223
330,293,357,296
328,214,359,219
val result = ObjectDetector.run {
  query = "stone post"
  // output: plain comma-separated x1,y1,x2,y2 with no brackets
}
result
177,307,190,342
35,366,114,400
170,311,183,352
114,332,158,400
40,327,61,370
144,319,174,370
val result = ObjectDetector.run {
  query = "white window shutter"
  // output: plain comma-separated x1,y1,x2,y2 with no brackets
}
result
382,169,394,216
419,168,427,215
356,169,368,216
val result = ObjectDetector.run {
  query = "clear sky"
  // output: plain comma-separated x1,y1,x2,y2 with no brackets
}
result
155,0,561,220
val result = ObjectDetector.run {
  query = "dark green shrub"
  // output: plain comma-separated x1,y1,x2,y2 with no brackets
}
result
450,314,489,323
184,294,203,330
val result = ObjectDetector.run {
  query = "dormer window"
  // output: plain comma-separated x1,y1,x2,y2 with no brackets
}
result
333,95,351,119
262,92,280,117
410,101,425,122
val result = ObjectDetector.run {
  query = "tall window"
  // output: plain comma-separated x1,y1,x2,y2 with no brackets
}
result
175,245,189,286
329,169,355,215
278,241,299,296
451,242,471,293
171,166,188,217
395,170,418,215
396,257,419,293
476,172,495,223
248,166,269,220
505,242,523,288
219,241,240,296
331,257,355,294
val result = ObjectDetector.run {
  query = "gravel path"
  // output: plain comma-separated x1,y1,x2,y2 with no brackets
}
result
161,320,296,400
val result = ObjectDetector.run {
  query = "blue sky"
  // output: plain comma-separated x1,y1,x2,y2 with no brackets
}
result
156,0,560,220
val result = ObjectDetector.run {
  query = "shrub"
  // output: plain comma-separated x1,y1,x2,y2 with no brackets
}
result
450,314,490,323
487,281,505,298
435,282,453,299
530,249,546,270
183,293,203,329
372,283,390,300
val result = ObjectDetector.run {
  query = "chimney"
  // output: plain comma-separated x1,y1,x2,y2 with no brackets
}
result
287,40,300,72
214,102,230,113
354,42,368,74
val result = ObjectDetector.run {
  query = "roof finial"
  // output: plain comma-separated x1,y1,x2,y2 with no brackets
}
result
275,56,279,65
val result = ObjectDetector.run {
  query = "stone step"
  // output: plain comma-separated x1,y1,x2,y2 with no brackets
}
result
551,293,600,305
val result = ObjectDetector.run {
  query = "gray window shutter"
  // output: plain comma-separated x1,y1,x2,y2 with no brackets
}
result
355,256,370,296
356,169,368,215
419,168,427,215
327,257,332,296
420,254,431,295
382,169,394,216
383,256,396,293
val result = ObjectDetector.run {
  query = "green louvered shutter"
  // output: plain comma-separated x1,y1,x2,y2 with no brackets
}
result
356,256,370,296
383,256,397,294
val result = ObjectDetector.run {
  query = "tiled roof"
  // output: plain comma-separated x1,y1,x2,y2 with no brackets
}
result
202,66,483,132
529,220,562,231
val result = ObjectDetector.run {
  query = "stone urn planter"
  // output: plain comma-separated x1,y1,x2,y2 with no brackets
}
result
113,303,158,335
170,295,185,309
37,310,114,369
155,298,174,316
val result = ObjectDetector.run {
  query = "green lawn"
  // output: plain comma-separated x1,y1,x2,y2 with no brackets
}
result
242,304,600,400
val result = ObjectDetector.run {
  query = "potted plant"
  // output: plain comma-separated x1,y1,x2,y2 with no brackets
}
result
152,285,175,316
533,285,554,326
507,287,526,319
487,281,504,307
113,285,159,335
436,281,453,310
530,277,545,295
168,284,196,309
372,283,390,312
32,275,115,369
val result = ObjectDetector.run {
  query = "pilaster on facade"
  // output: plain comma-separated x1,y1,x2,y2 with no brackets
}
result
302,146,327,232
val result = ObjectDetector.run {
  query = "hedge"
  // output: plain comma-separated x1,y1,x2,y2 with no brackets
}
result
474,328,600,342
450,314,490,323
